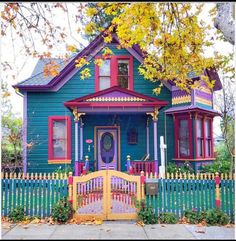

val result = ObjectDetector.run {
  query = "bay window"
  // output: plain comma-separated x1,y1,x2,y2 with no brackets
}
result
48,116,71,163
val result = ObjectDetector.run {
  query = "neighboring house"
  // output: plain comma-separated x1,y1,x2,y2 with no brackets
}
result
13,32,222,175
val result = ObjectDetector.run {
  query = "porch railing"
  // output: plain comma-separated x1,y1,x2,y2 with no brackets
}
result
126,155,156,175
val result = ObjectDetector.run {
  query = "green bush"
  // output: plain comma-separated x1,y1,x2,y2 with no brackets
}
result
54,165,73,176
183,209,206,224
159,212,177,224
205,208,230,226
136,200,158,224
166,161,194,174
52,198,74,223
8,206,25,222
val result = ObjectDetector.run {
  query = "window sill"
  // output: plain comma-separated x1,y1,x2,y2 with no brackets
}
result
48,159,71,164
172,158,216,162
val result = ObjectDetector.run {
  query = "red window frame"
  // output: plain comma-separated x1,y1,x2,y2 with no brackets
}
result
48,116,71,164
174,115,193,159
195,116,213,158
95,55,133,91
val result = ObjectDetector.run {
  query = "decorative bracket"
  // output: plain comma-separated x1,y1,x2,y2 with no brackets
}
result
72,108,85,122
146,107,159,121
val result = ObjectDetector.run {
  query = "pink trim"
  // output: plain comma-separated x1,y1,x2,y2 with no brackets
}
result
214,176,221,185
68,176,73,185
95,58,100,92
210,118,214,157
215,200,221,208
203,117,206,157
64,86,168,107
23,92,27,175
48,116,71,162
111,57,116,87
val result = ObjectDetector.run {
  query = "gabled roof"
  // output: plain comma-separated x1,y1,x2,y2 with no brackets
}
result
13,30,222,92
64,86,168,109
13,32,144,92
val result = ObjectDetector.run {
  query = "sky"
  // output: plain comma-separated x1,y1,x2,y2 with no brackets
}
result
1,2,234,139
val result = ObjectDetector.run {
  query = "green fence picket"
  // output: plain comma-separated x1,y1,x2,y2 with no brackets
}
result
43,179,46,217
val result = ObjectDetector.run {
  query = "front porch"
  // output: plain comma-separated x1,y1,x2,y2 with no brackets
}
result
64,86,168,176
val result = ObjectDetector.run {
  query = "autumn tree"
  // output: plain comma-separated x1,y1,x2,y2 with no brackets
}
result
1,3,234,92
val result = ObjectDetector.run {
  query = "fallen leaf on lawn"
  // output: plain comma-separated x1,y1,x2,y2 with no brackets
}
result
30,218,41,224
225,224,233,228
95,219,103,225
136,221,145,227
195,229,206,233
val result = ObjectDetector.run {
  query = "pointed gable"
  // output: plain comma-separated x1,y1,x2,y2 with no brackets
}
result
64,86,168,108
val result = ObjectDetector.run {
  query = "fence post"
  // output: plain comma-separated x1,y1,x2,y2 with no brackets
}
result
140,171,146,200
215,172,221,208
68,172,73,204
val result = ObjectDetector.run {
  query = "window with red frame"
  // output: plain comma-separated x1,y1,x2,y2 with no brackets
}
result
95,56,133,91
196,118,204,157
205,119,212,157
48,116,71,162
178,119,191,158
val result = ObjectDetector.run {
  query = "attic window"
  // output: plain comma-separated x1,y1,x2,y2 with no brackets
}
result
127,128,138,144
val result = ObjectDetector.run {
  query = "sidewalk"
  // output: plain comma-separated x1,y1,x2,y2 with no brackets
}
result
1,221,235,240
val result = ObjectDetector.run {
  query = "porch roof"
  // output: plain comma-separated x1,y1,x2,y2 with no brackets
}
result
164,104,221,116
64,86,168,112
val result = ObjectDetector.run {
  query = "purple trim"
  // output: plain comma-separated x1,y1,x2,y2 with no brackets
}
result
101,91,135,98
80,122,84,161
72,107,155,113
172,90,189,98
195,89,212,100
146,121,149,156
74,120,79,176
23,92,27,175
191,89,196,105
165,105,221,116
153,120,158,173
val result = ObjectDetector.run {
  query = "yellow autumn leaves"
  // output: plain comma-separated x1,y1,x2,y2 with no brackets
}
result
83,3,219,92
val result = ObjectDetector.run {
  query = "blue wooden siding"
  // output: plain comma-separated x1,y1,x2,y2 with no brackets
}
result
27,44,173,173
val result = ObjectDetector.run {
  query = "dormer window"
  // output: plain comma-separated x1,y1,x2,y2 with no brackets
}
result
95,55,133,91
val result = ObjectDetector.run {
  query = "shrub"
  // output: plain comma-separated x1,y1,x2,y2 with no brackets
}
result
159,212,177,224
8,206,25,222
136,200,158,224
183,209,206,224
205,208,230,226
51,198,74,223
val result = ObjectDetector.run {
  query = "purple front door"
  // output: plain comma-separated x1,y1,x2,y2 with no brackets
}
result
97,128,118,170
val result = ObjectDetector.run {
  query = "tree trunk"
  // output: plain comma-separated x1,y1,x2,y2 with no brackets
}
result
214,3,235,45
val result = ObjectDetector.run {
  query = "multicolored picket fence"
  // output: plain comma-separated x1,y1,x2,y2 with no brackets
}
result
1,173,68,217
144,172,235,221
1,171,235,221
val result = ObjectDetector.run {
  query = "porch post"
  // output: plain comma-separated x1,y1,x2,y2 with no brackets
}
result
147,107,159,175
72,108,85,176
146,118,150,156
74,120,79,176
153,119,158,174
80,120,84,162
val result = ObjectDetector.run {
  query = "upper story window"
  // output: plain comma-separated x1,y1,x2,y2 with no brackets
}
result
99,59,111,90
117,59,129,89
48,116,71,163
95,55,133,91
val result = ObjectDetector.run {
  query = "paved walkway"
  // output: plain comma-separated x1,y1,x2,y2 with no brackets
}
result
1,221,235,240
